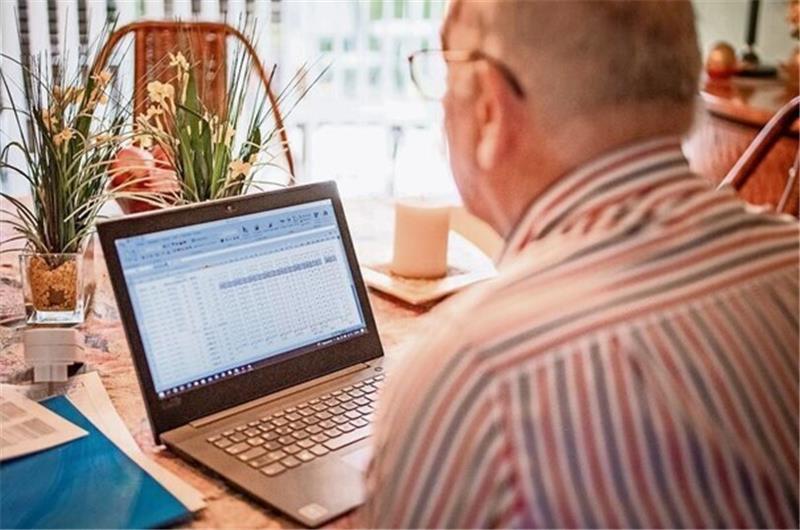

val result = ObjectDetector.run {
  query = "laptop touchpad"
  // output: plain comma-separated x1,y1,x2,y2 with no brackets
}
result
341,446,372,473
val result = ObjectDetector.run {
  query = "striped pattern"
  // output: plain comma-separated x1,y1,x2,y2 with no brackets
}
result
361,137,799,528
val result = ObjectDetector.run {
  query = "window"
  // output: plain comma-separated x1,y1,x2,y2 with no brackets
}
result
1,0,452,200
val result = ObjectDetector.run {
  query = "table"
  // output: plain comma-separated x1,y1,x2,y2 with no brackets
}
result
0,201,437,528
683,76,798,215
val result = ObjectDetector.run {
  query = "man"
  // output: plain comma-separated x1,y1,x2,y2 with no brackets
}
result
360,1,799,527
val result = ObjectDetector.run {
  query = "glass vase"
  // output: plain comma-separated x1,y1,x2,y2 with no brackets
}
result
20,237,95,325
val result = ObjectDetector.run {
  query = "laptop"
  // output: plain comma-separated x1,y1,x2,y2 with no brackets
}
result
97,181,385,527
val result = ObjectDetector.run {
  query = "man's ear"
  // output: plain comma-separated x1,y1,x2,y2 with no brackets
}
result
474,61,520,172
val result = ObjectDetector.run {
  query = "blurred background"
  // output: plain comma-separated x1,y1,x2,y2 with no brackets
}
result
0,0,794,199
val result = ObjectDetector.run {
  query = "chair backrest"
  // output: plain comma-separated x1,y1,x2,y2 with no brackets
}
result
718,96,799,217
91,21,294,178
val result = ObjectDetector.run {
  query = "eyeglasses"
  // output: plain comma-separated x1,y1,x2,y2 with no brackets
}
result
407,49,525,101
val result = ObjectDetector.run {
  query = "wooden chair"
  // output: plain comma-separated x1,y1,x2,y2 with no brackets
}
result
90,21,294,178
718,96,799,217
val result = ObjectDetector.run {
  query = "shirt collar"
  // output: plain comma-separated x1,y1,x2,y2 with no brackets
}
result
500,136,691,265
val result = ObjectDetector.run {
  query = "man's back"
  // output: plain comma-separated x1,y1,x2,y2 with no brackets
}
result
362,138,799,528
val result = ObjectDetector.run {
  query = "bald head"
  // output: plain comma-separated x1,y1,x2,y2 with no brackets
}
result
443,0,701,135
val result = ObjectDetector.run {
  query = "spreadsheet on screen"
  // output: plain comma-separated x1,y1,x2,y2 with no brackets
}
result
115,199,367,398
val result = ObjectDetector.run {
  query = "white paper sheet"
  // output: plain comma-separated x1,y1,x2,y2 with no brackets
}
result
1,373,206,512
0,387,87,462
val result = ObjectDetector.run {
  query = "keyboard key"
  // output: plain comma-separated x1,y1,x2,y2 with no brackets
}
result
350,418,369,428
320,394,331,400
275,426,292,435
354,381,365,388
353,397,370,407
286,407,297,413
309,398,321,405
244,428,260,437
260,416,272,423
286,413,302,422
332,415,351,425
345,410,361,420
289,421,305,430
341,402,358,411
325,399,339,407
358,405,374,415
362,385,377,393
329,406,345,415
249,455,274,468
281,456,301,468
222,430,234,436
331,390,343,396
238,446,266,462
235,425,248,432
266,450,287,461
310,444,330,457
337,394,353,403
311,403,327,412
348,389,364,398
296,450,316,463
375,375,385,380
207,435,222,443
323,426,372,451
226,442,250,455
339,423,355,433
272,417,288,426
318,420,336,429
264,441,281,451
262,431,279,441
342,386,353,392
306,425,323,434
311,433,329,443
298,439,315,449
247,437,265,446
214,438,233,449
278,436,294,445
273,411,286,417
299,408,315,417
315,411,332,420
248,420,260,427
302,416,319,425
324,428,343,438
284,444,301,454
258,424,274,433
229,433,247,443
261,463,286,476
292,430,310,440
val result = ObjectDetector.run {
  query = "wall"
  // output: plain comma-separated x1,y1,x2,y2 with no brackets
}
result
693,0,796,65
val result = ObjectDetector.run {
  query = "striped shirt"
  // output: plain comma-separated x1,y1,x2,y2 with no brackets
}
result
360,137,799,528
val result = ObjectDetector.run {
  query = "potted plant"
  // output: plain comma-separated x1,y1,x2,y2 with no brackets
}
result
111,36,327,209
1,39,129,324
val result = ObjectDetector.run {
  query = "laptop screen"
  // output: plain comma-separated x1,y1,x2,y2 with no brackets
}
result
115,199,368,400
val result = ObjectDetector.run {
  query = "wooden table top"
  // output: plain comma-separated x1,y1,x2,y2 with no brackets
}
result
700,76,798,130
0,200,438,528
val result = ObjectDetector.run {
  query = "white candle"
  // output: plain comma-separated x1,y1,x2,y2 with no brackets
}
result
391,200,451,278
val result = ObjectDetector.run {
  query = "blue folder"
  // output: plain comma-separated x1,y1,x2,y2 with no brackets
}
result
0,396,191,529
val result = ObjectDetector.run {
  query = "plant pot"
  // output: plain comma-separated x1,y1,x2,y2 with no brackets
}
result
19,237,95,325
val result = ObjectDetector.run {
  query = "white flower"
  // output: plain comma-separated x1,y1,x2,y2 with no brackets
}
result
92,70,113,87
147,81,175,105
53,128,75,147
228,159,252,179
169,52,190,72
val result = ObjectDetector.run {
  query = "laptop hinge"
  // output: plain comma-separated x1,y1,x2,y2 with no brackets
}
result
189,363,370,428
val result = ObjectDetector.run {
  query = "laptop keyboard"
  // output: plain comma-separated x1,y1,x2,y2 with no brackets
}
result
205,374,385,477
